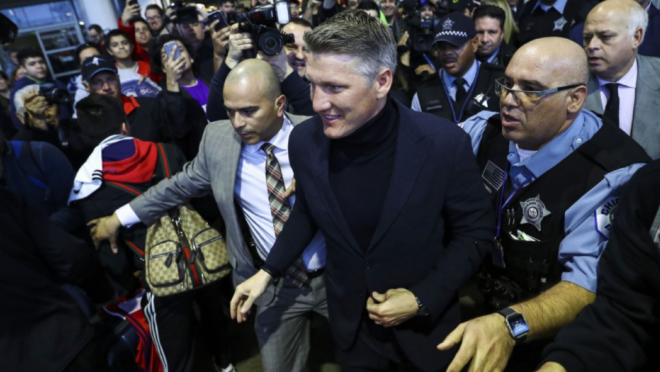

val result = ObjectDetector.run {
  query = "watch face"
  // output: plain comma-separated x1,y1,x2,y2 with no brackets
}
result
509,313,530,337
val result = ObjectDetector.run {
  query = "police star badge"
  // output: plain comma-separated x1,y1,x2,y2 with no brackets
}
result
442,18,454,31
520,195,551,231
553,16,568,31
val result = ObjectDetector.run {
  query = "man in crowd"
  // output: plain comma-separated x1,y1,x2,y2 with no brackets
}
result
220,0,236,17
145,4,168,36
380,0,406,40
87,24,105,47
582,0,660,159
230,10,495,371
517,0,596,46
412,13,504,124
81,55,206,159
9,48,72,129
0,188,115,372
119,1,151,63
105,30,159,87
89,59,328,372
474,5,516,68
446,37,650,371
283,19,313,80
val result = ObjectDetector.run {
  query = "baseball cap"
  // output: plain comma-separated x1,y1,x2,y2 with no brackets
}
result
433,12,476,47
81,55,117,82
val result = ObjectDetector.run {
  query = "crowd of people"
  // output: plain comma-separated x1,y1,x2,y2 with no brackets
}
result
1,0,660,371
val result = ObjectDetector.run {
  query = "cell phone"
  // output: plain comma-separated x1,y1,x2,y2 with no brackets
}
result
163,41,182,61
207,10,229,31
128,0,137,6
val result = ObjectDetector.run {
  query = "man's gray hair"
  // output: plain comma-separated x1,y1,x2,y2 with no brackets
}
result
303,10,397,82
629,1,649,43
13,84,41,116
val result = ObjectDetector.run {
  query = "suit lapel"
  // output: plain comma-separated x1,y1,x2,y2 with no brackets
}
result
585,74,603,114
631,56,660,151
309,122,363,253
367,103,430,252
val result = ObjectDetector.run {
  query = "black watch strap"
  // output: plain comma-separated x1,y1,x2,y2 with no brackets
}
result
497,307,528,344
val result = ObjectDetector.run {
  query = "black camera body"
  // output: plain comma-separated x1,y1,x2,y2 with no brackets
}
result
237,3,293,58
39,83,70,105
407,15,440,53
167,0,199,25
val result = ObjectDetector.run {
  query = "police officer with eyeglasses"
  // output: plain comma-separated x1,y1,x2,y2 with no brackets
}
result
437,37,651,372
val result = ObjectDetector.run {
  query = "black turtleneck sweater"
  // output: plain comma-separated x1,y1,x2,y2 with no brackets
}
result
329,99,399,251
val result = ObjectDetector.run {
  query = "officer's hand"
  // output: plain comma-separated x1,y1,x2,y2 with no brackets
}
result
88,213,122,254
258,47,293,82
366,289,419,328
536,362,567,372
437,313,516,372
230,269,272,323
226,24,253,68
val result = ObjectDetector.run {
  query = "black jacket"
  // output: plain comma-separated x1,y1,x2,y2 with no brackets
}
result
206,60,315,122
264,100,495,371
0,188,114,372
542,160,660,372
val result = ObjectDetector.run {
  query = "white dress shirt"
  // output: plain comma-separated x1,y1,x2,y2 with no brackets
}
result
116,116,326,272
234,116,326,271
597,59,638,135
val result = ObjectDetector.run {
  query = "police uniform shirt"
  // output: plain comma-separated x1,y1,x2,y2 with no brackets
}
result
486,48,501,65
518,0,577,45
410,60,480,112
460,110,646,292
597,59,637,135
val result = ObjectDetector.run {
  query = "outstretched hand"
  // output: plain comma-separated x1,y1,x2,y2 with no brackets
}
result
88,213,122,254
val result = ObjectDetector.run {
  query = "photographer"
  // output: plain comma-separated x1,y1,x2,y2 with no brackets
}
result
282,18,313,79
9,48,72,130
206,22,314,122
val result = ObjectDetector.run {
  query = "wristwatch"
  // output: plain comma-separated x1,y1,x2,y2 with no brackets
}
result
415,296,430,317
497,307,529,343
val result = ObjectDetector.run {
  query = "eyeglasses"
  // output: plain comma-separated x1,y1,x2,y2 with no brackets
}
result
495,78,585,104
89,75,118,90
146,16,162,22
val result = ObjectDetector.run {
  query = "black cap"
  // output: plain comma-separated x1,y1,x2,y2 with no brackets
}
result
81,55,117,82
433,12,476,47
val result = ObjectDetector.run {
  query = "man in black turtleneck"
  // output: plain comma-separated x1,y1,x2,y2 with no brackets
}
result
231,11,494,371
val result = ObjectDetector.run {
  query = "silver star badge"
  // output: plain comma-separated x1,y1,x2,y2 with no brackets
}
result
553,16,567,31
520,195,551,231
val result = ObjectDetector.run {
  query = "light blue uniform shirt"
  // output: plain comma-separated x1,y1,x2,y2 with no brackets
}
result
460,110,645,292
532,0,568,13
487,48,501,64
411,60,480,112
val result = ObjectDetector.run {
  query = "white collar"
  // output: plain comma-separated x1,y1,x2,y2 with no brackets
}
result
596,59,638,89
243,115,294,154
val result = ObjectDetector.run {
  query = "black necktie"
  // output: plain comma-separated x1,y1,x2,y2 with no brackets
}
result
603,83,620,128
454,78,467,104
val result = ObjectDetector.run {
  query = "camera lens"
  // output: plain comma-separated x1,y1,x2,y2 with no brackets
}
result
259,30,284,56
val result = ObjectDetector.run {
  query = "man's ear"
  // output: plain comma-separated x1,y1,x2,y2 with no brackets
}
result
471,37,479,52
83,81,91,92
374,68,393,100
275,94,286,116
121,122,130,135
567,85,588,114
632,27,644,49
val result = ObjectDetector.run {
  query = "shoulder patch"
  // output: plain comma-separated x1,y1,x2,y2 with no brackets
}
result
595,196,619,239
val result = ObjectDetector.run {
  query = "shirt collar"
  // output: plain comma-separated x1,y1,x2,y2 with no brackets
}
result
243,115,294,155
596,58,638,88
121,95,141,116
507,110,601,186
441,59,480,87
487,48,501,64
532,0,568,14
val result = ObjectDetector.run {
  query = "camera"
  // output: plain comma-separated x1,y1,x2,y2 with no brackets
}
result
39,83,70,105
236,0,294,58
167,0,200,25
407,15,440,53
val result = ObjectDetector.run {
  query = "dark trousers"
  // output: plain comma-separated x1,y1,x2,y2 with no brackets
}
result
142,280,230,372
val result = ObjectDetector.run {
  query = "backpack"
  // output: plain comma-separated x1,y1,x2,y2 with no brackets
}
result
105,143,231,297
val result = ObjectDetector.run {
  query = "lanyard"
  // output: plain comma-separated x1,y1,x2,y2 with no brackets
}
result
495,162,525,238
440,63,481,124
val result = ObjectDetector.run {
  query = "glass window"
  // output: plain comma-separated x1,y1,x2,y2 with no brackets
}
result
1,1,77,30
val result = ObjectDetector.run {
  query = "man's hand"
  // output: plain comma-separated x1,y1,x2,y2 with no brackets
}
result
415,64,435,76
437,313,516,372
210,22,231,58
23,92,50,130
87,213,122,254
163,45,186,92
226,24,253,69
258,47,293,82
230,269,273,323
121,2,141,26
536,362,567,372
397,31,409,47
366,289,419,328
283,179,296,198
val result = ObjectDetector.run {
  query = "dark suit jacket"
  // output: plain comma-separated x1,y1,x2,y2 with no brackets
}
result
265,100,495,371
